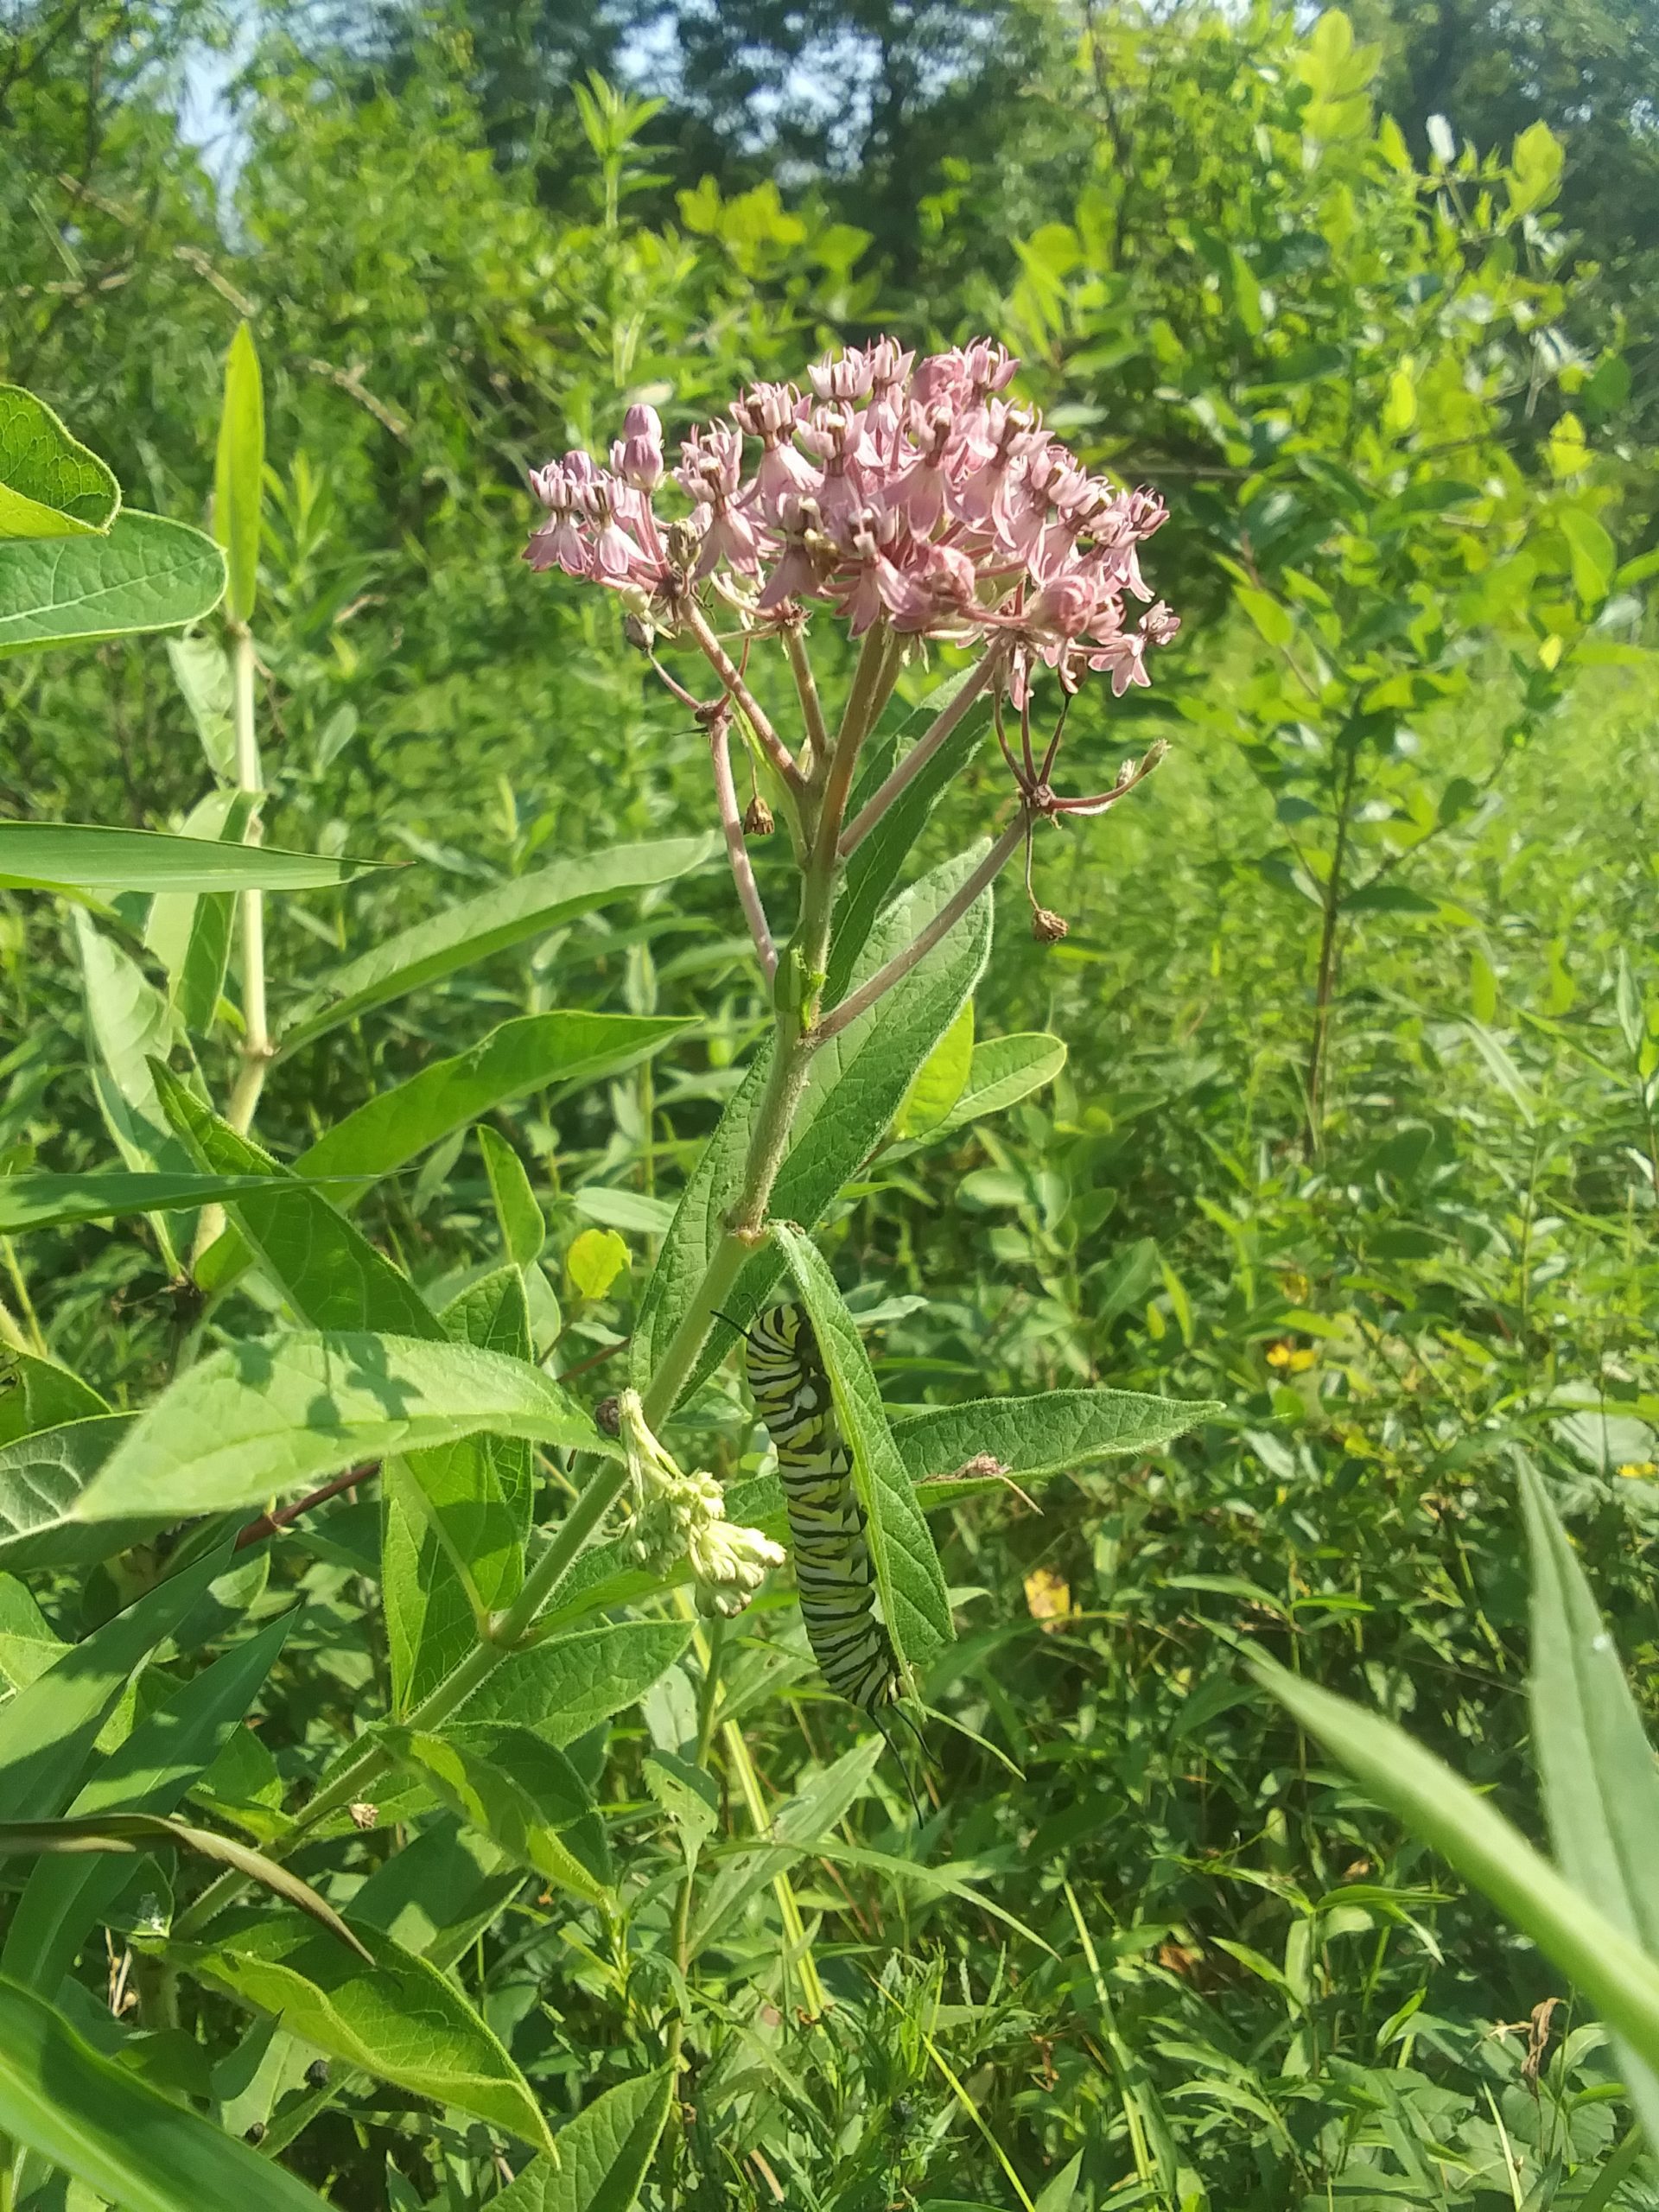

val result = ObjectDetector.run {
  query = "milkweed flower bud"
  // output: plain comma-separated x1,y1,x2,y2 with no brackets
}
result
615,1389,785,1613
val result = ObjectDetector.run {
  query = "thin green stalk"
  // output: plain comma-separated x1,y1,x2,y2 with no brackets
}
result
228,625,270,1133
666,1608,728,2072
1,1241,44,1355
720,1716,827,2020
1575,2124,1646,2212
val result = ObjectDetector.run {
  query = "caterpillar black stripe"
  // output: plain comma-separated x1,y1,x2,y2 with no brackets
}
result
745,1303,899,1711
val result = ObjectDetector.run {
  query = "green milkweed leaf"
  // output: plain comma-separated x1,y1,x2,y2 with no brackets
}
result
0,1972,334,2211
213,324,264,625
175,1910,556,2154
479,1124,545,1266
154,1063,442,1340
894,1385,1223,1501
0,1415,161,1571
0,818,375,895
0,510,226,657
143,787,258,1029
384,1728,609,1905
72,1332,615,1524
0,1171,365,1236
0,1545,232,1824
633,846,993,1406
454,1620,691,1745
774,1223,952,1676
278,836,717,1056
490,2068,674,2212
4,1610,296,1993
909,1033,1067,1142
194,1009,687,1298
0,384,119,539
0,1350,106,1445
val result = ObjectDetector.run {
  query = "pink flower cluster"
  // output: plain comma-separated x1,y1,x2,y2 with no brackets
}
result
525,338,1178,701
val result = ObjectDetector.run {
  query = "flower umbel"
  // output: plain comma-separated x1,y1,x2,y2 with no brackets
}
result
616,1389,785,1618
525,337,1181,1002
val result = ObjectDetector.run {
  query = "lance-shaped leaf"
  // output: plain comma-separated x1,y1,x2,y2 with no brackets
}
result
0,1972,334,2212
0,818,377,894
0,1415,162,1571
907,1033,1068,1143
384,1728,609,1906
1255,1656,1659,2097
0,510,226,657
894,1385,1222,1502
144,788,258,1029
194,1008,688,1297
828,666,992,997
454,1620,691,1746
479,1125,545,1266
154,1064,441,1339
1520,1456,1659,2135
0,1349,105,1445
175,1910,556,2154
0,385,119,539
4,1611,296,1993
0,1170,359,1236
277,835,717,1056
73,1332,614,1522
0,1814,369,1961
73,912,190,1192
775,1224,952,1675
214,324,264,625
491,2069,674,2212
633,846,993,1405
0,1545,232,1823
385,1271,531,1714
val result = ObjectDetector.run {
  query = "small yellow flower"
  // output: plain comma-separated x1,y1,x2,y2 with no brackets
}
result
1618,1461,1658,1481
1024,1567,1075,1630
1266,1340,1318,1373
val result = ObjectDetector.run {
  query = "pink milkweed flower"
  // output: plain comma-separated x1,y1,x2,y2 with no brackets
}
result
808,346,875,403
612,403,665,491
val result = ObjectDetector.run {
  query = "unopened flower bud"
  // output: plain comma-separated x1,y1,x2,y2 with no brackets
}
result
1031,906,1069,945
742,794,775,836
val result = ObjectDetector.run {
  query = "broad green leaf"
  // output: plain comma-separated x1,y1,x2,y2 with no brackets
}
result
73,912,189,1193
349,1819,521,1964
455,1620,691,1745
144,789,257,1030
0,385,119,539
384,1728,608,1905
0,1972,334,2212
1560,506,1617,606
278,836,717,1056
167,631,236,780
897,1001,974,1136
213,324,264,625
0,1170,354,1236
0,1546,231,1823
0,820,372,895
0,1349,105,1445
479,1125,545,1266
386,1272,532,1713
893,1385,1222,1500
0,1416,161,1571
775,1223,952,1675
633,846,993,1405
4,1612,295,1993
828,666,992,997
567,1227,629,1300
1255,1657,1659,2092
176,1910,556,2155
73,1332,613,1522
491,2068,674,2212
0,511,226,658
195,1009,688,1298
1520,1458,1659,2132
1236,584,1293,648
0,1576,64,1691
155,1064,441,1339
918,1033,1067,1141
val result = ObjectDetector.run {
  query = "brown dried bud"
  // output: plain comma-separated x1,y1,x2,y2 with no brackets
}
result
348,1801,378,1832
621,613,653,653
595,1394,622,1436
1031,906,1069,944
742,793,775,837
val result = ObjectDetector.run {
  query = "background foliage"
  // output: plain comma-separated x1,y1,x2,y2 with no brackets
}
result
2,0,1656,2205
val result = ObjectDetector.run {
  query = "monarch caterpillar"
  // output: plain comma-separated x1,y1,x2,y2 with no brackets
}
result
743,1303,900,1712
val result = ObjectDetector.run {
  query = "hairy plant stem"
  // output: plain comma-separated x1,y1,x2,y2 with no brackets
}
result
709,710,778,979
783,620,829,769
680,601,803,796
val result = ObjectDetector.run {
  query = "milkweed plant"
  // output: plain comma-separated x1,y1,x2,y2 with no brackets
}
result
0,335,1218,2203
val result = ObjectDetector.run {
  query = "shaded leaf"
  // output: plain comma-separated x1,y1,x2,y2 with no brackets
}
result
0,385,119,539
